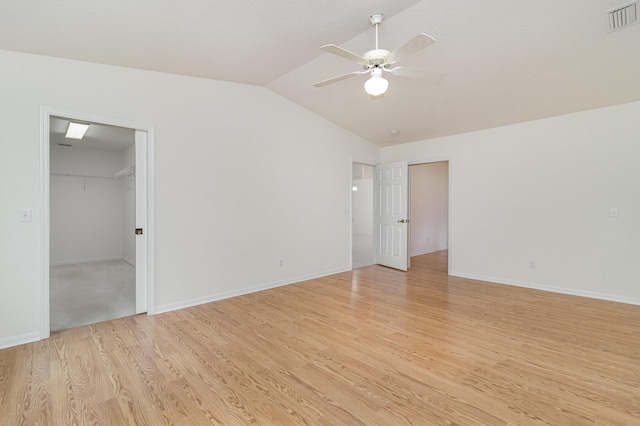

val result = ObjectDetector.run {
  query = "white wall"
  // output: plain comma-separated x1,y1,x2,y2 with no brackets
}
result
382,101,640,304
352,178,373,235
121,145,136,266
50,145,124,265
410,162,448,256
0,50,378,348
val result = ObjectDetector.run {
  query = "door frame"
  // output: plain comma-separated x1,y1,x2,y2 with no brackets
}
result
409,156,453,273
39,107,156,339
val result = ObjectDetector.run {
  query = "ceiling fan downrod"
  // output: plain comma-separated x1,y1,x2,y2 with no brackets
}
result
369,13,384,50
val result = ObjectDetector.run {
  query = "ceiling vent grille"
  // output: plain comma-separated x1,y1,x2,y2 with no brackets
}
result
607,2,637,31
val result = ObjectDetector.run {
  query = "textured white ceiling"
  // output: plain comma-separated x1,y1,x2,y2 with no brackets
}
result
3,0,640,146
0,0,418,85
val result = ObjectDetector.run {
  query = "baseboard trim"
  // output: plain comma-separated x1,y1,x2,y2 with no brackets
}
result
154,267,351,315
0,332,40,350
51,256,123,267
411,246,448,257
449,271,640,306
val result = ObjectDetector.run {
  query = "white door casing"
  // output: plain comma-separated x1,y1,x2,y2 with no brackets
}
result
135,130,148,313
40,107,153,339
374,160,409,271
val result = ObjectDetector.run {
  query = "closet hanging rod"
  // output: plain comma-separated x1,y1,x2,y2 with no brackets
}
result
51,172,113,179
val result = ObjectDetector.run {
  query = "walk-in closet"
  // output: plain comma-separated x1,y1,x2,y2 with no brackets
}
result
50,117,136,331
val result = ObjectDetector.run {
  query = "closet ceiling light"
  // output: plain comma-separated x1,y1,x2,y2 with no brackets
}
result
65,122,90,140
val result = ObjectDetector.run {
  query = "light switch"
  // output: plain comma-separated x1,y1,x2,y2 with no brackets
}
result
19,209,32,222
610,207,618,217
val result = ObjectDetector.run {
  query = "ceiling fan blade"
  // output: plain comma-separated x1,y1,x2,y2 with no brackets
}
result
313,71,364,87
388,33,436,63
389,67,446,83
320,44,367,65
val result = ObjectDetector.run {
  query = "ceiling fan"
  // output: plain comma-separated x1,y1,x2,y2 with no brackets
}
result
313,13,445,97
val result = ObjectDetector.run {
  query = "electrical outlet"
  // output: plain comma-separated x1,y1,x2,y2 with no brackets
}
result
529,261,536,269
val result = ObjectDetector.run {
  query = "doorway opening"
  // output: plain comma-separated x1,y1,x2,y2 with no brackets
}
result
49,117,136,331
409,161,449,271
352,163,374,268
41,108,154,338
366,159,450,272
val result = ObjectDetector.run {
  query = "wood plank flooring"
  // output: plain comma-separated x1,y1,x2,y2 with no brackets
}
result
1,250,639,425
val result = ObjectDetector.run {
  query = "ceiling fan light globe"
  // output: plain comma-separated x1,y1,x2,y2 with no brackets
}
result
364,74,388,96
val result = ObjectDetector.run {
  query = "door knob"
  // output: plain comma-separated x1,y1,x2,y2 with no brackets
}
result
397,219,406,223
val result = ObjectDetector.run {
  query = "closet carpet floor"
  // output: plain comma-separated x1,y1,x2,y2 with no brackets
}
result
50,259,135,332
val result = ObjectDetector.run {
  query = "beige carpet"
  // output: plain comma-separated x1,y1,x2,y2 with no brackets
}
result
50,259,135,332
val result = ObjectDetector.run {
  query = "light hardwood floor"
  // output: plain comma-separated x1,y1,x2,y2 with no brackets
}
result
1,251,639,425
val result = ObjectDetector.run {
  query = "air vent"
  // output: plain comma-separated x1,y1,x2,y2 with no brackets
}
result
607,2,637,31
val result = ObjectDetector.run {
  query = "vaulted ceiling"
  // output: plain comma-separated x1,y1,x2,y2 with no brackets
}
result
2,0,639,146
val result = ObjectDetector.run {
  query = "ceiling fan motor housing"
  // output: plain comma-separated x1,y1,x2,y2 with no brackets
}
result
363,49,391,67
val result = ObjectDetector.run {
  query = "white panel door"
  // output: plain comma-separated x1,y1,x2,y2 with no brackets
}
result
374,161,409,271
135,130,148,313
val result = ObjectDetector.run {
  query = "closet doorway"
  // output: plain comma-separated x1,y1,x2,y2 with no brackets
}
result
43,111,151,334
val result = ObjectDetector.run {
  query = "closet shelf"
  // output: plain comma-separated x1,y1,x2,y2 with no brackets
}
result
114,165,135,182
51,165,135,182
51,172,113,179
